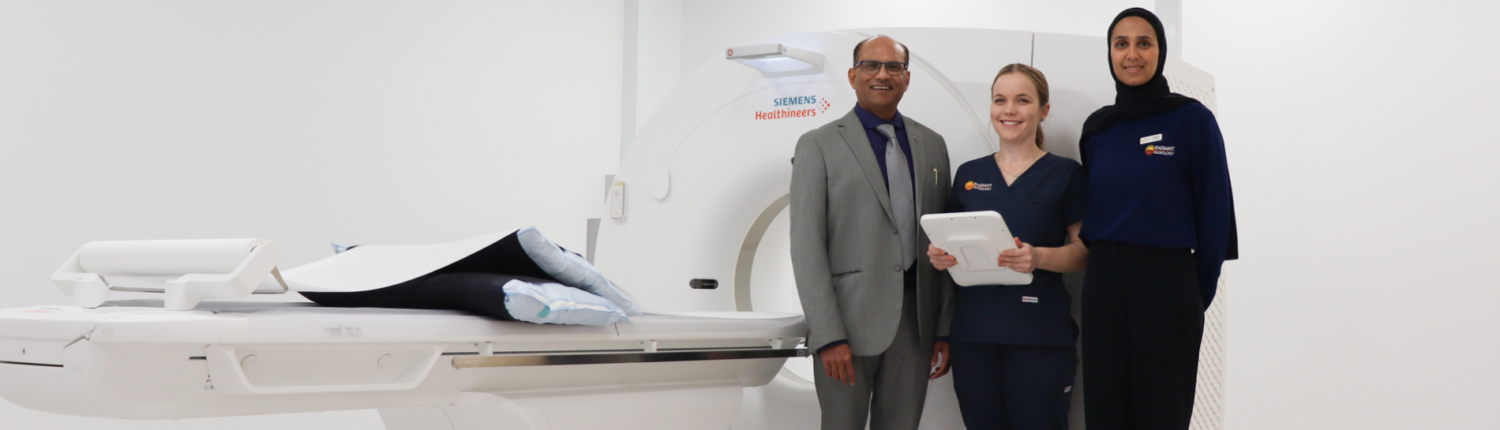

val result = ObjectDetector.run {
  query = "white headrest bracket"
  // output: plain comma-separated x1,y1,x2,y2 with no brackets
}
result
51,239,286,310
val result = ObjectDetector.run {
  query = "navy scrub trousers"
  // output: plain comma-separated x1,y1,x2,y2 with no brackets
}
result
1081,241,1204,430
950,342,1076,430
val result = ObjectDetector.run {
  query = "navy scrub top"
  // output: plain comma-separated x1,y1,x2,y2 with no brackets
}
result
945,153,1087,347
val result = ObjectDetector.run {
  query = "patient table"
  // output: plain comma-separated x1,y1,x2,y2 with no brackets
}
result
0,300,804,429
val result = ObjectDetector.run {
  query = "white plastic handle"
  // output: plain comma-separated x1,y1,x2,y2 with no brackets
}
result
947,235,1000,272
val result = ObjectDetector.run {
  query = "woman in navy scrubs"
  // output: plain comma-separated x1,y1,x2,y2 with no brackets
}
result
1077,8,1238,430
928,63,1089,430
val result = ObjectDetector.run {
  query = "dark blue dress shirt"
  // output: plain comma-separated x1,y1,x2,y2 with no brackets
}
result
853,104,914,187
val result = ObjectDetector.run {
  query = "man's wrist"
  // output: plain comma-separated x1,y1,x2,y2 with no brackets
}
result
817,339,849,353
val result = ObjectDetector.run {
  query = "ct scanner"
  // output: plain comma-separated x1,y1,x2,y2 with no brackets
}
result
0,29,1224,430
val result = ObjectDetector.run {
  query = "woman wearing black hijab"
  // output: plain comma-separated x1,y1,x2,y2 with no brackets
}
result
1078,8,1237,430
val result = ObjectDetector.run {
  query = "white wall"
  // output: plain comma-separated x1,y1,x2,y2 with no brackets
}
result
1183,1,1500,428
633,0,682,133
651,1,1500,429
0,1,622,428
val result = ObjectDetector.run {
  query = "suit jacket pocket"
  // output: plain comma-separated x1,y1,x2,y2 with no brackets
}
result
830,269,863,291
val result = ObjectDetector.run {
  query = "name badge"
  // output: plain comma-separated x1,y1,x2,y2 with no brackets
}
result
1140,133,1163,145
1021,296,1039,303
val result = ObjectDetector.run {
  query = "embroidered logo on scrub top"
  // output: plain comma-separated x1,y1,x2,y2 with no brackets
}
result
1140,133,1163,144
965,181,992,191
1021,296,1039,303
1145,145,1175,156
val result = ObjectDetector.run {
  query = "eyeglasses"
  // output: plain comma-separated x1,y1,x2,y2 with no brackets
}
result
854,60,908,75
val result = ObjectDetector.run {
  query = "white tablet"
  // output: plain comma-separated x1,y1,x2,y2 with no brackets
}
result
920,211,1033,286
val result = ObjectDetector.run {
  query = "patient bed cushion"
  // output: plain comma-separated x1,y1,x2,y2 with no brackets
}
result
300,273,533,321
300,273,627,325
386,227,639,315
298,228,638,324
515,227,642,316
430,230,555,280
497,278,628,325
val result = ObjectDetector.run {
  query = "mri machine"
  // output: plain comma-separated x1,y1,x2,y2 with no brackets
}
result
0,29,1222,430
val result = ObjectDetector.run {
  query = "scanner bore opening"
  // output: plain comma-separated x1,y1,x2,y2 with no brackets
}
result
733,194,815,383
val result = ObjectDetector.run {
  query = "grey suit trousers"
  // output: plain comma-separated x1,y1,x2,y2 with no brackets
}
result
812,270,929,430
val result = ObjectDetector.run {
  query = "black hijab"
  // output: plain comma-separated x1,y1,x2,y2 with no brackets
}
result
1081,7,1237,261
1079,8,1197,141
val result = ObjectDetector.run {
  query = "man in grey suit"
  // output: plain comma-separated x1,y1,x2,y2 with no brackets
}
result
790,35,954,430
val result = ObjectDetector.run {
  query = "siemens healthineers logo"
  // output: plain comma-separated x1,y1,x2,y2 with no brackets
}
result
755,95,831,120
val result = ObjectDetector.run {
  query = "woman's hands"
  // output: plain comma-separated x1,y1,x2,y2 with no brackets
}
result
931,223,1087,274
999,237,1037,273
928,244,958,271
930,238,1037,273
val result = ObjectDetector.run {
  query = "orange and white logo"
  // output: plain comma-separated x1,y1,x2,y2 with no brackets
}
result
965,181,975,190
1146,145,1175,156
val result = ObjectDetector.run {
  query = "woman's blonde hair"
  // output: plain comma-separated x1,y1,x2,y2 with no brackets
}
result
992,63,1051,149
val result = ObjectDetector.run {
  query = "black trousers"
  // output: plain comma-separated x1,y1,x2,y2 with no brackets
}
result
1081,241,1204,430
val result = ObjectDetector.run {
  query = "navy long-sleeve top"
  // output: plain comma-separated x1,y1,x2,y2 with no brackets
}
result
1080,102,1234,306
946,153,1086,347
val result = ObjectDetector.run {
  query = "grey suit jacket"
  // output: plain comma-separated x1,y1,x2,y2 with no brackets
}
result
790,109,954,356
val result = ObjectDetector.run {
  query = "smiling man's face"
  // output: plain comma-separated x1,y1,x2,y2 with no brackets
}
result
848,36,910,120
